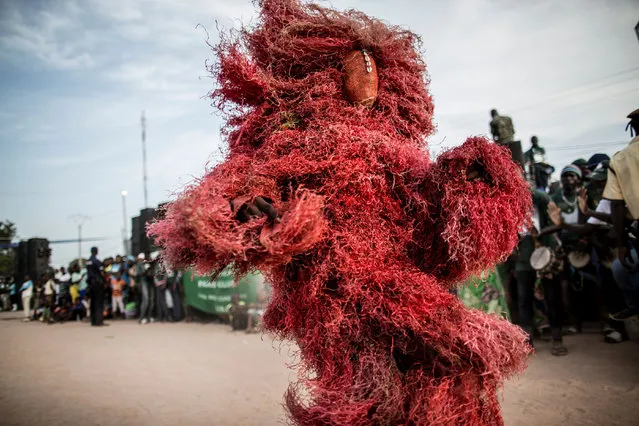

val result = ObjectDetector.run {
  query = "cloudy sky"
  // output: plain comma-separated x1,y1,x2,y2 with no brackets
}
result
1,0,638,266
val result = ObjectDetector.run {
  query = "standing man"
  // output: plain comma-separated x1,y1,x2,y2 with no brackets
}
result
153,261,169,322
514,189,567,356
524,136,554,192
168,268,183,321
86,246,106,326
551,165,583,229
58,266,71,306
19,275,33,322
550,164,587,331
489,109,515,145
110,272,126,319
42,273,56,324
9,276,19,312
604,108,639,320
134,253,152,324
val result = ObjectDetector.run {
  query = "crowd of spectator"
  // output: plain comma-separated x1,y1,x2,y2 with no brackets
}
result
491,108,639,356
7,251,184,326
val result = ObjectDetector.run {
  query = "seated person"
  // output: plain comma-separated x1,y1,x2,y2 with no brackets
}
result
53,302,73,323
71,301,87,321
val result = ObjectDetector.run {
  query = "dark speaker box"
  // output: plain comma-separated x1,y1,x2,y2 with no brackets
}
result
139,208,158,254
131,216,141,257
16,241,29,281
27,238,50,280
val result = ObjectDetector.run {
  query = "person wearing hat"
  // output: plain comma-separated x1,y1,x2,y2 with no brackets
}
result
603,108,639,321
572,158,590,182
550,164,589,332
587,153,610,172
551,164,583,227
545,188,630,343
585,160,610,211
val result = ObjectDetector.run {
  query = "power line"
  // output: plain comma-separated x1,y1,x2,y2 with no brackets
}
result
510,66,639,113
443,67,639,128
546,141,628,152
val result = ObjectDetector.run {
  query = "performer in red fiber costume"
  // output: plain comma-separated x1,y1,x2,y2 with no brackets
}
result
150,1,533,424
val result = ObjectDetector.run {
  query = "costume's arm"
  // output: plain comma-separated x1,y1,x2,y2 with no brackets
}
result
411,137,531,284
358,268,530,381
148,154,326,275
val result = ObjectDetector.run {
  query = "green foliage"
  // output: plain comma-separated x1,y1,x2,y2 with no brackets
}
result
0,221,16,242
0,221,17,277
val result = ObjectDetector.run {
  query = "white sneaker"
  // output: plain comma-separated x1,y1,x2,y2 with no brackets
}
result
23,318,30,322
150,318,156,323
140,318,149,324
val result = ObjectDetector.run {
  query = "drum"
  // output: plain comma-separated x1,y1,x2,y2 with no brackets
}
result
568,251,591,269
530,247,554,274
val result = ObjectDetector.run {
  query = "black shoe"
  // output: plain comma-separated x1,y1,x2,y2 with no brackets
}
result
609,308,639,322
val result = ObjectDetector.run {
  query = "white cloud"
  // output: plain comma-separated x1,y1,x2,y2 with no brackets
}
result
2,0,639,267
0,1,96,69
35,155,85,167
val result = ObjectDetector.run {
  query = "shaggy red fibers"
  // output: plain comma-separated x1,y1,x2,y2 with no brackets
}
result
149,0,532,424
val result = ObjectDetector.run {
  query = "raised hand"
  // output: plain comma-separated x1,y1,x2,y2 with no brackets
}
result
577,187,588,214
233,196,280,223
547,201,563,226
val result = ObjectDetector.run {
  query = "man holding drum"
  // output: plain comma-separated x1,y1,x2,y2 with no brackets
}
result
513,189,568,356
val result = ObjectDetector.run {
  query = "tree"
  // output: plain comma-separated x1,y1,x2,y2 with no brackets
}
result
0,221,17,277
0,221,17,243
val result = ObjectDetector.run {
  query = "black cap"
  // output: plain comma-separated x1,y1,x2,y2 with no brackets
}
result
627,108,639,120
587,153,610,170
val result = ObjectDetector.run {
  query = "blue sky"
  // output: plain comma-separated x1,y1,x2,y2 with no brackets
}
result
1,0,638,266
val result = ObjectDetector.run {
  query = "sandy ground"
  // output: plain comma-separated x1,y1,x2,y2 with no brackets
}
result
0,312,637,426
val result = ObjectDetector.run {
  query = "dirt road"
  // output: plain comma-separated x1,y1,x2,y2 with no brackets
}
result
0,312,637,425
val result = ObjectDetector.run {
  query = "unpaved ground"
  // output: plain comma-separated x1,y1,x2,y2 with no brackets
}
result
0,312,637,426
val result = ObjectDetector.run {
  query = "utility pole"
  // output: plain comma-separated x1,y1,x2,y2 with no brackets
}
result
141,110,149,208
69,214,91,263
121,190,129,255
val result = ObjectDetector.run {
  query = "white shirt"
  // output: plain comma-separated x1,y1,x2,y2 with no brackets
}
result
20,280,33,298
587,199,612,226
44,279,56,296
561,207,579,225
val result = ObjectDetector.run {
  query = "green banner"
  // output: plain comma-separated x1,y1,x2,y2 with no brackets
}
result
183,267,265,315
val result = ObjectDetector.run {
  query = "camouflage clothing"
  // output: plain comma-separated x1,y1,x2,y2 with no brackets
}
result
490,115,515,144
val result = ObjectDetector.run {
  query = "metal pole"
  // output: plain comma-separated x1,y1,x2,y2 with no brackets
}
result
78,223,82,262
121,190,128,255
69,214,90,264
141,111,148,208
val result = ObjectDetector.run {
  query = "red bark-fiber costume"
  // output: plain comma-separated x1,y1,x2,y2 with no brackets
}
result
150,1,533,424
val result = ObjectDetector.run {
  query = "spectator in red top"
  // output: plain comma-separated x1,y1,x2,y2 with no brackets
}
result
110,272,126,319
